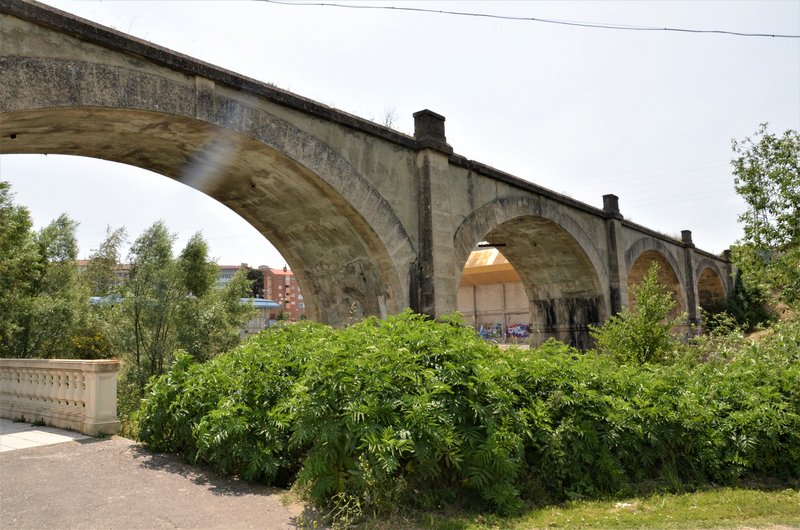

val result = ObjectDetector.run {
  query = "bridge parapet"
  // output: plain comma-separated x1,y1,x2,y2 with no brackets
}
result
0,359,120,436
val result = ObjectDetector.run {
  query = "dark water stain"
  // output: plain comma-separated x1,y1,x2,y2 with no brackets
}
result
532,296,601,350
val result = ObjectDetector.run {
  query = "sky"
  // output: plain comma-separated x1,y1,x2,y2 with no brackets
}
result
2,0,799,267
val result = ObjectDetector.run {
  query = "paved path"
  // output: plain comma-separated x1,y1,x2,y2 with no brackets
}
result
0,420,310,529
1,418,89,452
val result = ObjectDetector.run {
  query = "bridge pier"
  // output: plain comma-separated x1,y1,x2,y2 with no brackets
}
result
413,110,455,317
681,230,699,328
603,194,626,316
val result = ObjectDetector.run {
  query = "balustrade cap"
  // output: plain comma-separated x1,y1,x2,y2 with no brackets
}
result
0,359,121,372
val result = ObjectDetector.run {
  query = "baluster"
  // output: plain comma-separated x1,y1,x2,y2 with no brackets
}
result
26,369,37,403
44,370,58,407
29,369,38,403
53,370,64,407
33,370,44,405
18,368,29,401
74,370,85,408
64,371,75,407
61,370,71,407
39,370,50,404
10,368,19,398
0,368,8,397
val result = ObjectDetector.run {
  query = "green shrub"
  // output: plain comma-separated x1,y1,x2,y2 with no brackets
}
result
138,321,333,485
591,263,684,364
283,312,527,515
137,312,800,518
139,312,528,514
706,270,774,333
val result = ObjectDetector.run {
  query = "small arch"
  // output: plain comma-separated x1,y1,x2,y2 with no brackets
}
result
625,237,686,287
696,263,727,312
626,248,686,316
454,196,608,284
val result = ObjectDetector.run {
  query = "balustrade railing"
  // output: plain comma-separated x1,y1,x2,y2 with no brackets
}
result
0,359,121,436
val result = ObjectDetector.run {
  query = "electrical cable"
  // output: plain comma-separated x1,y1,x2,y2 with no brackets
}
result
262,0,800,39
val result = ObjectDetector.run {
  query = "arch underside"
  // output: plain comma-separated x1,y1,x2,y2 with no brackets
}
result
0,107,405,325
697,267,726,311
0,53,420,325
478,216,605,349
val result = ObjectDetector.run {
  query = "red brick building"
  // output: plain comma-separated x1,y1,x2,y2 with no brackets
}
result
261,266,305,321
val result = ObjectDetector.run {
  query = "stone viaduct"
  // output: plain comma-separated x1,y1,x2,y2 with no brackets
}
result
0,1,733,348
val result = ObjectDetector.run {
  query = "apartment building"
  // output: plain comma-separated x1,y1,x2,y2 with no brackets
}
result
261,265,305,321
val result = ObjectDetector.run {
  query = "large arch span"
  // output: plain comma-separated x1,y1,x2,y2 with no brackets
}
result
454,196,608,348
0,57,417,325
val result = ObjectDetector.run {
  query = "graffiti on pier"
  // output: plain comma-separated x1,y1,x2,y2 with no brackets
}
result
477,322,530,342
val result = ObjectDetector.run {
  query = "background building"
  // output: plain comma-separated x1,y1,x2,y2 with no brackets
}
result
261,266,305,321
217,264,247,287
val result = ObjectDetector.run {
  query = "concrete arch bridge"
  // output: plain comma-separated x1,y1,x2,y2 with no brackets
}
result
0,1,733,348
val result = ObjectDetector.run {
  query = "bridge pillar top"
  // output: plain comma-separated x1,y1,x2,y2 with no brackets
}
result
413,109,453,154
602,194,623,219
681,230,695,247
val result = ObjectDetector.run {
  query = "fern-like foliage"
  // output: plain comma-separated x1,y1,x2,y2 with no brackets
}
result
137,312,800,518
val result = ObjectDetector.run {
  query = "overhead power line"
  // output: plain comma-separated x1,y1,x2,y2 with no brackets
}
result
262,0,800,39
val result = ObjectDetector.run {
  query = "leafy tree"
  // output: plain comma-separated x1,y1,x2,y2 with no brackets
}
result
732,124,800,308
591,263,682,363
0,182,38,356
74,226,129,360
7,213,91,358
174,234,254,362
176,268,255,362
246,266,264,298
121,221,181,391
24,215,87,357
0,184,254,369
1,182,115,359
178,233,218,297
118,222,256,396
86,226,127,296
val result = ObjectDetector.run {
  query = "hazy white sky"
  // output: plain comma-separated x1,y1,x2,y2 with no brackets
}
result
2,0,799,267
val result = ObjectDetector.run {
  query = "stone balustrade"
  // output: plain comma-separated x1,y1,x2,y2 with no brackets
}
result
0,359,121,436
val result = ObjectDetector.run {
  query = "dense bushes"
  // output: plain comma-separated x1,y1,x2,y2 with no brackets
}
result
137,311,800,518
138,321,332,484
516,331,800,500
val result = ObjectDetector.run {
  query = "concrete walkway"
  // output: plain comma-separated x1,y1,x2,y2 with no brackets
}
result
0,420,311,529
0,418,89,452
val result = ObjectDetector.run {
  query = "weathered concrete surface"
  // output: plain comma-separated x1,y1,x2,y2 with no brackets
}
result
0,1,734,345
0,437,309,529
